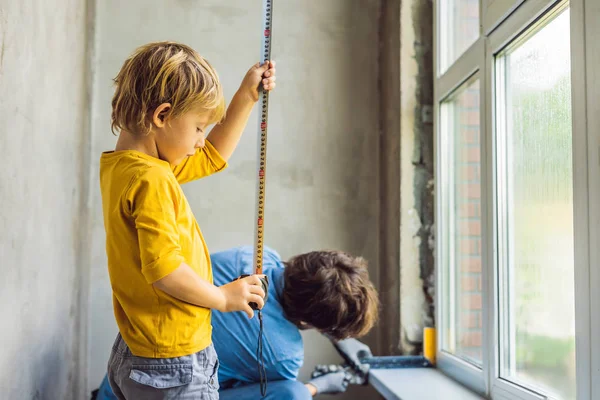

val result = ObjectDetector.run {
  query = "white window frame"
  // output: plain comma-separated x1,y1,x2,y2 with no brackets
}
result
434,0,600,398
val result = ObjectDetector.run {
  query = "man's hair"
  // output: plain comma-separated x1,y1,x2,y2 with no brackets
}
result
111,41,225,135
282,251,379,340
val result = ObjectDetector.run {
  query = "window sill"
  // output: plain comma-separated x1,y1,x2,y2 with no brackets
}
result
369,368,484,400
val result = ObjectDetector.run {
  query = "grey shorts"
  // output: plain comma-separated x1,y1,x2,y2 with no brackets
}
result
107,333,219,400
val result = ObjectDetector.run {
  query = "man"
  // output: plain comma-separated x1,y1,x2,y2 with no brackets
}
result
95,245,379,399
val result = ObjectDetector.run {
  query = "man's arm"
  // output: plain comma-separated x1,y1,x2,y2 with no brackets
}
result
331,337,373,369
207,61,276,161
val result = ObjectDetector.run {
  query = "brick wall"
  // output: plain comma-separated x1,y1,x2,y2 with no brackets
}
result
450,0,480,62
454,81,483,363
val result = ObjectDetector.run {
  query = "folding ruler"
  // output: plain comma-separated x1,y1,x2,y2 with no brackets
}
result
253,0,273,275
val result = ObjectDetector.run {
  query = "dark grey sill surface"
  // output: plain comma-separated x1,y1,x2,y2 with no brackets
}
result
369,368,485,400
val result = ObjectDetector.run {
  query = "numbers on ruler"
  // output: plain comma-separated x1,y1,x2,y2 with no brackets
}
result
256,0,273,273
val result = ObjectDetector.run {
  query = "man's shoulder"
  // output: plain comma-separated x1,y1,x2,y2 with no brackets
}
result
211,247,243,263
263,246,283,262
211,246,282,263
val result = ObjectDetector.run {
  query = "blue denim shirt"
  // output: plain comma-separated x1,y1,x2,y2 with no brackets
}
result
211,246,304,387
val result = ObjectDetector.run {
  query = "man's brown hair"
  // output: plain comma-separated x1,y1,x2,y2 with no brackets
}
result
111,41,225,135
282,251,379,340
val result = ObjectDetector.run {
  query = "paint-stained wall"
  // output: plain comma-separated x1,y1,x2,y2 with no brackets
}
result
399,0,435,354
0,0,90,398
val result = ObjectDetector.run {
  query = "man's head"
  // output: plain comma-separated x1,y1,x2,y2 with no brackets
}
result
111,41,225,165
282,251,379,341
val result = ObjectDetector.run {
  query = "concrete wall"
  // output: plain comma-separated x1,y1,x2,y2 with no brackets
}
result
88,1,381,398
0,0,90,399
399,0,434,354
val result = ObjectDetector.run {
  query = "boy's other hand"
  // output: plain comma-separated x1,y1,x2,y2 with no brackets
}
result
218,274,266,318
238,60,277,103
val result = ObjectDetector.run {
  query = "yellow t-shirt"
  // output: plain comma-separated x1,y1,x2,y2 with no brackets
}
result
99,140,227,358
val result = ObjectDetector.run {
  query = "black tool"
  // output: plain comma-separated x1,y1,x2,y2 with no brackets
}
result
313,340,434,388
236,274,269,310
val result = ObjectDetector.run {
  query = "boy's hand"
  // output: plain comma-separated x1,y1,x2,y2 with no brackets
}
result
238,61,277,103
218,275,266,318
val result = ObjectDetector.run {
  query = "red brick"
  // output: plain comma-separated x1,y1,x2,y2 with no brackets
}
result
459,203,469,217
461,275,478,291
460,110,480,126
473,238,480,255
460,311,480,329
470,203,480,218
462,273,483,291
460,220,481,235
462,293,482,310
461,257,481,273
459,239,470,255
462,146,480,163
458,183,481,200
461,331,482,347
461,347,483,361
458,183,480,200
459,202,480,218
459,238,479,256
459,165,479,182
461,90,479,109
461,129,479,144
468,184,481,200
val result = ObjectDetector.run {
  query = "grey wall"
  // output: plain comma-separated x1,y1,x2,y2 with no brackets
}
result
0,0,90,399
399,0,435,354
89,1,381,399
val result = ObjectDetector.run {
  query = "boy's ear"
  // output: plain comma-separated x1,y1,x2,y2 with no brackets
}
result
152,103,172,128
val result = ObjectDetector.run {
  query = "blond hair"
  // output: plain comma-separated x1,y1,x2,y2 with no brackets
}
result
111,41,225,135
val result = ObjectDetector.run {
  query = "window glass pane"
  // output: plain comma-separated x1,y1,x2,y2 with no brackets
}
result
496,6,575,399
441,78,482,367
439,0,479,73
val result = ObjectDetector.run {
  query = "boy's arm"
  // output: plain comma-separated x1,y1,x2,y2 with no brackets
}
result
130,170,265,317
171,61,276,184
206,61,276,161
153,263,266,318
171,139,227,185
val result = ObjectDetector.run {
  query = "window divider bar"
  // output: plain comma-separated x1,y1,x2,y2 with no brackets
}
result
491,379,547,400
483,0,526,36
569,0,592,399
435,38,484,103
437,352,486,395
580,0,600,398
487,0,567,55
481,35,494,397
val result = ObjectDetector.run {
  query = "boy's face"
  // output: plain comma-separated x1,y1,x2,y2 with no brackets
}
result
153,104,211,166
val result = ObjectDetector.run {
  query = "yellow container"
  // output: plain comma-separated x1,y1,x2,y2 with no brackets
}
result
423,327,436,365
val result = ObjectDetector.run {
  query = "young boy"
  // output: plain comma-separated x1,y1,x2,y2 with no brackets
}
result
100,42,276,400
